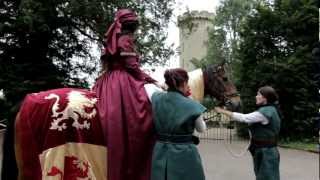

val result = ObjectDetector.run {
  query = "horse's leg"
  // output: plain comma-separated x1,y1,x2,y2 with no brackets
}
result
14,106,41,180
14,112,23,180
1,112,18,180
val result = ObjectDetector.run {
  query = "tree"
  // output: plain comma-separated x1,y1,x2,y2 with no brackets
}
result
0,0,174,122
312,42,320,91
205,0,257,81
237,0,319,139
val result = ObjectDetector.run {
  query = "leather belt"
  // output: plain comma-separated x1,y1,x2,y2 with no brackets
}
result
157,134,197,144
251,138,277,148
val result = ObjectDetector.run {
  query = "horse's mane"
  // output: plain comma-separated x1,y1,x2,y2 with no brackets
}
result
202,65,216,90
188,68,204,102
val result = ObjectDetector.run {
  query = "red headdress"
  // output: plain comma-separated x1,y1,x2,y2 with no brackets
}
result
102,9,138,56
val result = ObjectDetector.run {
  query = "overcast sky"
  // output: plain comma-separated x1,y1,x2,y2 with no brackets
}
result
148,0,220,81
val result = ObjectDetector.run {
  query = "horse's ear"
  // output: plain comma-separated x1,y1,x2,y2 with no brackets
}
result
219,60,226,67
215,61,225,71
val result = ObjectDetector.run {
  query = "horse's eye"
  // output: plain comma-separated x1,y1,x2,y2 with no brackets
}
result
223,77,228,81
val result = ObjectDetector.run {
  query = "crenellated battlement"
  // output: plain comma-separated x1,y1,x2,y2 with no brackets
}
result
178,11,214,27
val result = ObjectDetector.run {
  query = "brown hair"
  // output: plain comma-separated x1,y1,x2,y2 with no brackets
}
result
164,68,189,91
258,86,278,104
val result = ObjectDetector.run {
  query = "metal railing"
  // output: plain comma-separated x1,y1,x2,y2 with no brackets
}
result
195,110,245,143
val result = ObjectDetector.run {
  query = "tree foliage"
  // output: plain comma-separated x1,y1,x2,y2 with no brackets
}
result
0,0,174,122
205,0,257,80
312,42,320,92
237,0,319,139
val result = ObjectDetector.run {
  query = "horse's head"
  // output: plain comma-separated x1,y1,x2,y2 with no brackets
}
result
202,64,241,111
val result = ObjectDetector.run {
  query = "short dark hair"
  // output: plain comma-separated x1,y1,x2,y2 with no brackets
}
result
258,86,278,104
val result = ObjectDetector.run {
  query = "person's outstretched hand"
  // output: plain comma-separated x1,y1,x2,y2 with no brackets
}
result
214,107,233,118
214,107,224,114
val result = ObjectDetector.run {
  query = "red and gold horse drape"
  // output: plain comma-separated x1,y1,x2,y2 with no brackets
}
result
15,88,107,180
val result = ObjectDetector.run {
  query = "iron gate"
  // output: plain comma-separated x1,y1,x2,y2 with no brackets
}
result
194,109,239,143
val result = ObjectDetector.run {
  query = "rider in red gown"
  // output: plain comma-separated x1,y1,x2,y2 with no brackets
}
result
93,9,157,180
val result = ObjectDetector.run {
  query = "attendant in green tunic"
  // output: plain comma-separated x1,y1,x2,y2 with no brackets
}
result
215,86,281,180
144,68,207,180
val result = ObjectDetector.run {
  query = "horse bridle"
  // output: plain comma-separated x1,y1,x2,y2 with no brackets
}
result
203,64,240,106
223,92,240,106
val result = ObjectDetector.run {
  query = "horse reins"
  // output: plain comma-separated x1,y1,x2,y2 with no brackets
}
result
217,112,252,158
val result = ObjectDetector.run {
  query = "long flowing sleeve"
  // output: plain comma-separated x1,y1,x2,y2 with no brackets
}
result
118,35,156,83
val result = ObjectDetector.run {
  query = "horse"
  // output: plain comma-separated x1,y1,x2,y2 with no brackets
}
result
188,64,240,111
1,63,240,179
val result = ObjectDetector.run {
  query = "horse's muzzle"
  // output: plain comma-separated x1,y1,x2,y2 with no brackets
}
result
225,96,241,112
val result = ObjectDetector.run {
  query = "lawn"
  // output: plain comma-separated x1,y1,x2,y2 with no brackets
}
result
279,141,319,153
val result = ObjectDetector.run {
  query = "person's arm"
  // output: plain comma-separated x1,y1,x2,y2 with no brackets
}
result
144,83,163,102
231,112,269,124
118,35,156,83
195,114,207,133
214,107,269,124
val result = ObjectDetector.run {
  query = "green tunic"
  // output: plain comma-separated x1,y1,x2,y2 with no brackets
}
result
151,91,206,180
250,105,281,180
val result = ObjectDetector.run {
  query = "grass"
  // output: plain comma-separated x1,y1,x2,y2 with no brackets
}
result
279,140,319,153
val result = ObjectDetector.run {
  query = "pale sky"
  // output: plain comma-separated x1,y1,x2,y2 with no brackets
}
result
148,0,220,82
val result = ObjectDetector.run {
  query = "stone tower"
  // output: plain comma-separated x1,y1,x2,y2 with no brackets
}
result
178,11,214,71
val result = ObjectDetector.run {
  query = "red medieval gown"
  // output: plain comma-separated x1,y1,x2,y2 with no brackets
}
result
93,34,156,180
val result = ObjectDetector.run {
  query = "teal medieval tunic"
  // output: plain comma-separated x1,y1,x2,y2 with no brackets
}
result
249,105,281,180
151,91,206,180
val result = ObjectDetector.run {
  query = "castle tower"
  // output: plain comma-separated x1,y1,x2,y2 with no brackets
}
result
178,11,214,71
